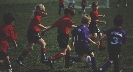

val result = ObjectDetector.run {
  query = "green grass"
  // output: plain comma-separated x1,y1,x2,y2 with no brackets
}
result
0,0,133,72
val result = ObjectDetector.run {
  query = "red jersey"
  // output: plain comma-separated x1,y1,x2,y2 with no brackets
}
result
90,10,98,24
29,15,41,32
52,16,74,35
0,24,18,52
59,0,64,2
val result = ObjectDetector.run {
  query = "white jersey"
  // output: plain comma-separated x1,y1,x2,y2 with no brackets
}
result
69,0,75,3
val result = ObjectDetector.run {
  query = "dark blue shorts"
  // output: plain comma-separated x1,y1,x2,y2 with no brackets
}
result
75,45,92,55
57,33,69,48
89,22,100,34
0,51,8,60
108,44,121,60
27,29,41,43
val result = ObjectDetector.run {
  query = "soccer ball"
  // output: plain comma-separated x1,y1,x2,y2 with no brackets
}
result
84,56,92,66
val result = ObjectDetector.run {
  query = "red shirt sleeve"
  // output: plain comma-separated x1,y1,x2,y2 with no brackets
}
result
4,25,18,40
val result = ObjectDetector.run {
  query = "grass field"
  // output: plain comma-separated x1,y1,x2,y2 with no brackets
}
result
0,0,133,72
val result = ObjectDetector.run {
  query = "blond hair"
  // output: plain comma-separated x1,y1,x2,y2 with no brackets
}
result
81,14,91,24
31,4,45,19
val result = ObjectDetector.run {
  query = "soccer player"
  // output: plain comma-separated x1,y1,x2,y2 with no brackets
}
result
0,13,18,72
58,0,65,15
68,0,75,8
78,0,88,14
97,14,127,72
70,14,99,71
89,1,106,51
16,4,48,66
41,7,77,68
117,0,127,7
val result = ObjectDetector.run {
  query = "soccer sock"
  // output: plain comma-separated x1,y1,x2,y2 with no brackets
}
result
5,60,12,70
91,57,97,70
71,57,81,62
100,38,104,47
65,50,70,66
83,9,85,13
114,58,120,72
101,61,111,71
52,53,63,61
41,48,46,59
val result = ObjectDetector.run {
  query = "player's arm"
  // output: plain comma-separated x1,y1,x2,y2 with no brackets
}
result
11,39,18,48
88,38,98,45
98,15,105,17
41,25,54,35
95,19,106,24
70,25,77,28
37,24,48,29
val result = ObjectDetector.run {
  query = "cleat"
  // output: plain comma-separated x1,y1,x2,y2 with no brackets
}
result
48,58,54,68
64,60,74,68
99,46,106,51
41,57,48,65
16,58,25,66
7,69,12,72
119,70,123,72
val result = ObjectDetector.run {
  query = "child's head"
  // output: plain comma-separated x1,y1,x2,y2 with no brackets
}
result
81,14,91,26
33,4,47,17
91,1,98,10
114,14,124,27
64,7,75,17
3,12,15,24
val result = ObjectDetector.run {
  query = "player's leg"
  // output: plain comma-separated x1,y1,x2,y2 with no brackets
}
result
37,38,47,64
117,0,121,7
5,56,12,72
98,47,115,72
98,32,106,51
124,0,127,6
16,42,34,66
89,52,98,71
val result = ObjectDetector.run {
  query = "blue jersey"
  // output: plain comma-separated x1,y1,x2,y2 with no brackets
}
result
71,25,89,46
104,28,127,45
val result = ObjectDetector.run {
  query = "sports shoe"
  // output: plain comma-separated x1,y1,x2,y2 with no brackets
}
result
16,58,25,66
64,60,74,68
7,69,12,72
119,70,123,72
41,57,48,65
78,10,81,14
48,57,54,68
99,46,106,51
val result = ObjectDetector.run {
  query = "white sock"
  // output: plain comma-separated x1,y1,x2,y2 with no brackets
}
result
125,4,127,6
117,4,119,7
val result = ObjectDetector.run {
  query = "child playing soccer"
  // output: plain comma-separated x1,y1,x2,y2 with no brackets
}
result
0,12,18,72
97,14,127,72
70,14,99,71
16,4,48,66
41,7,77,68
68,0,75,8
78,0,88,14
58,0,65,15
89,1,106,51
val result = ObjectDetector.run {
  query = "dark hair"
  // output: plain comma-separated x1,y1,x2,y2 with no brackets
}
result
92,1,98,7
114,14,124,26
3,12,15,24
64,7,75,16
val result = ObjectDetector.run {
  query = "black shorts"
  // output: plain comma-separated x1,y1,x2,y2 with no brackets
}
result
57,33,69,48
59,2,64,8
75,45,92,55
27,29,41,43
89,22,100,34
0,51,8,60
108,44,121,61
